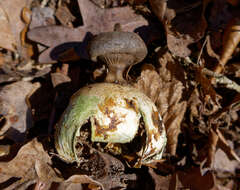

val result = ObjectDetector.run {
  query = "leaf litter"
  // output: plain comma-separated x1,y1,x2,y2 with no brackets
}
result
0,0,240,189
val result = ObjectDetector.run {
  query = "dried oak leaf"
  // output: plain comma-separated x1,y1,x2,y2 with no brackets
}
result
214,17,240,73
150,0,207,57
29,7,55,29
148,168,171,190
72,149,136,189
55,175,104,190
135,52,187,155
0,81,40,142
199,126,240,177
0,138,62,189
177,166,216,190
28,0,159,63
213,148,240,174
195,67,221,109
0,0,32,52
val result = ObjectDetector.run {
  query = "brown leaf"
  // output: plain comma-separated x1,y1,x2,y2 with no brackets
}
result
0,81,40,142
0,145,10,157
51,72,71,88
205,128,219,169
55,5,75,27
215,128,240,162
0,0,32,57
135,51,187,155
148,168,171,190
206,35,220,60
0,6,16,51
195,67,221,107
213,148,239,174
28,0,160,63
177,167,216,190
84,151,136,189
150,0,207,57
56,175,104,190
0,138,62,188
29,7,55,29
214,18,240,73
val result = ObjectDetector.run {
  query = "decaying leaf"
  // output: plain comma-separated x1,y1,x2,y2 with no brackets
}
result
56,175,104,190
29,7,55,29
195,67,221,108
214,148,239,174
0,145,10,157
215,127,240,162
214,18,240,73
0,138,62,189
150,0,207,57
135,51,187,155
0,5,16,51
0,81,40,142
177,166,216,190
200,126,240,176
28,0,159,63
148,168,171,190
0,0,32,54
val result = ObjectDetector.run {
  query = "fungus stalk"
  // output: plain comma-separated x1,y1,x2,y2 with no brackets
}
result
99,53,134,83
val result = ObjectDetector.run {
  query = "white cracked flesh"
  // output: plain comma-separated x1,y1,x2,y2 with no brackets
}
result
91,99,141,143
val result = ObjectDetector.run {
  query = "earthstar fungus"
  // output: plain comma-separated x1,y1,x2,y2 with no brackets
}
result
55,83,167,167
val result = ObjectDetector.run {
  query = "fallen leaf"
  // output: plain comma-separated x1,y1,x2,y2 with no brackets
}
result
28,0,160,63
195,67,221,106
213,148,239,174
0,138,62,188
0,6,16,51
206,35,220,60
0,81,40,142
148,168,171,190
150,0,207,57
55,5,75,27
0,0,32,53
177,167,216,190
214,18,240,73
55,175,104,190
29,7,55,29
215,128,240,162
135,51,187,155
51,72,71,88
0,145,10,157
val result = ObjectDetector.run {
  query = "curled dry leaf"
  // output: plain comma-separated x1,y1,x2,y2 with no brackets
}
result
148,168,171,190
214,18,240,73
0,5,16,51
195,67,221,109
55,148,136,190
28,0,160,63
0,81,40,142
201,126,240,176
150,0,207,57
177,166,216,190
0,138,62,188
29,7,55,29
215,127,240,162
214,148,239,174
56,175,104,190
135,52,187,155
0,0,32,57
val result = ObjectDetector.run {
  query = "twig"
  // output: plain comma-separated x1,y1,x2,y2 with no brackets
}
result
202,68,240,93
197,35,208,66
184,57,240,93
